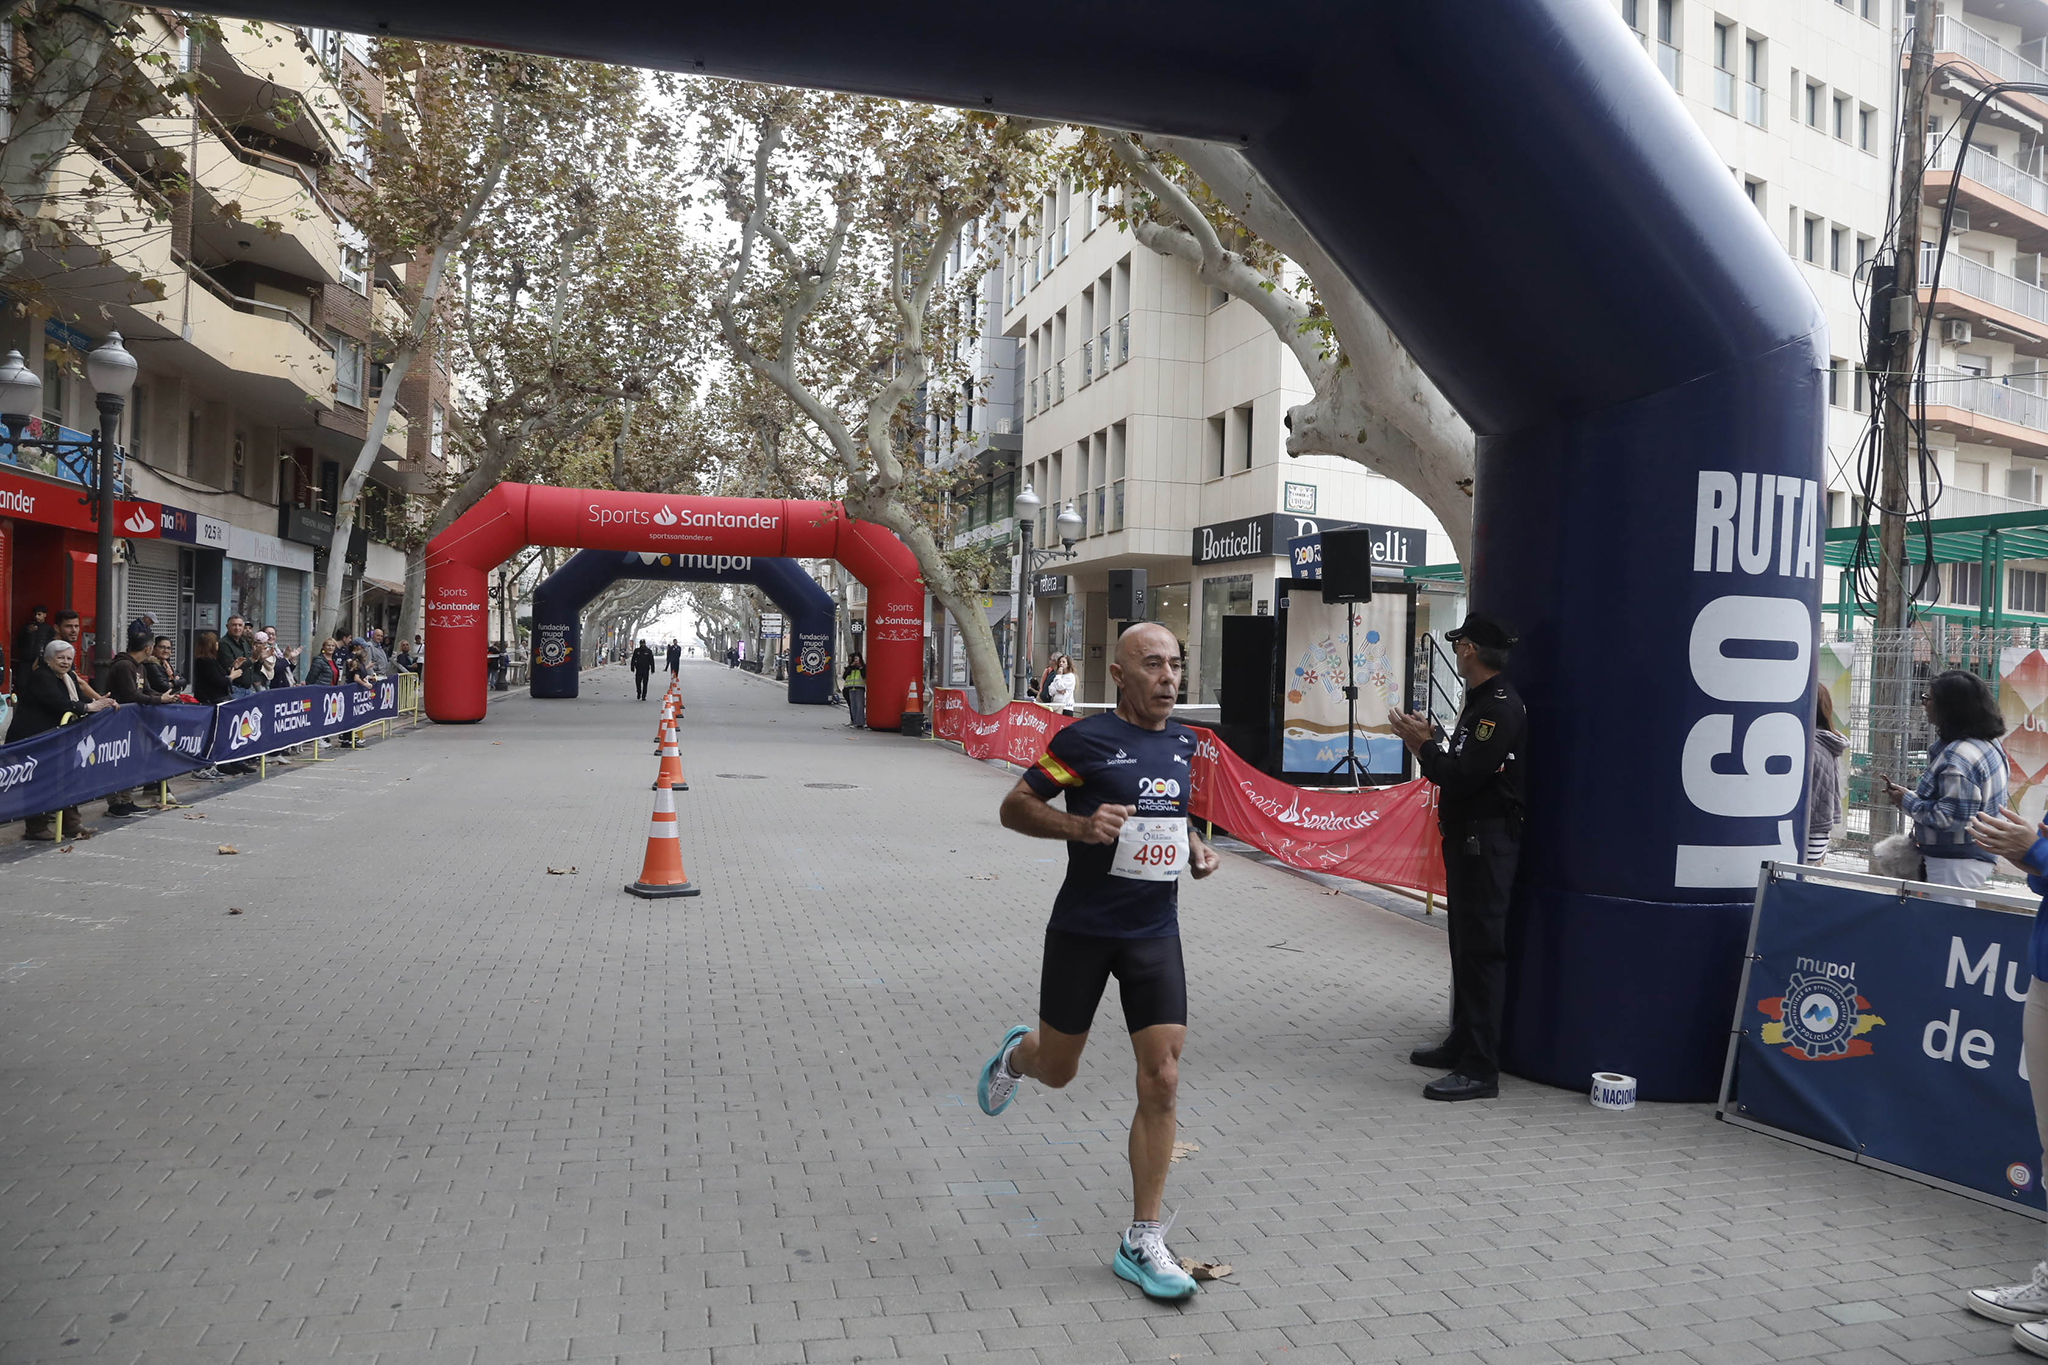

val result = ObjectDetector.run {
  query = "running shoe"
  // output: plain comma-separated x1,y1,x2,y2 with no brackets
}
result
1968,1262,2048,1323
977,1024,1030,1116
1113,1220,1198,1301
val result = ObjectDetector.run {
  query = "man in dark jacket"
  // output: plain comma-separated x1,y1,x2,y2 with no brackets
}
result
13,604,51,689
631,640,656,700
665,640,682,676
1387,613,1528,1103
102,627,175,817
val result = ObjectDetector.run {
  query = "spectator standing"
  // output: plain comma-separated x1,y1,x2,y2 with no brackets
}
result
1875,669,2010,900
18,639,117,839
486,639,505,690
37,611,105,701
364,629,395,677
394,639,416,673
190,631,250,777
12,604,51,689
145,636,183,696
631,640,656,700
1045,655,1077,713
1805,685,1847,864
102,627,174,817
306,636,341,686
219,616,254,696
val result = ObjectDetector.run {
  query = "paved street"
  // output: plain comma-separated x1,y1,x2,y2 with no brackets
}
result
0,660,2042,1365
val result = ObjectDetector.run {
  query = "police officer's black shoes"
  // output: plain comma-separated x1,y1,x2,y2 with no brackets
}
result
1408,1042,1458,1069
1423,1072,1499,1102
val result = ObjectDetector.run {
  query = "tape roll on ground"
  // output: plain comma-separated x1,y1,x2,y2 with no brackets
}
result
1590,1072,1637,1111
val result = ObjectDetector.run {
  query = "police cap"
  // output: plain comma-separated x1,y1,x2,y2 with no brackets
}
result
1445,612,1518,650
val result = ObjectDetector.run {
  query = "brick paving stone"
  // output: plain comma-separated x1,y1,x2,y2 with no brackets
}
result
0,661,2044,1365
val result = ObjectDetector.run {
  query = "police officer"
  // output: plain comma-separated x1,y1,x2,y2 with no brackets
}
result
1386,612,1526,1102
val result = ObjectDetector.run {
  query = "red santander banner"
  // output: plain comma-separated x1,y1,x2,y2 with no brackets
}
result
931,690,1445,896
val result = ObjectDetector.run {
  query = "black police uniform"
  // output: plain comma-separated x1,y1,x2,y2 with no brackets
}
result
1414,672,1526,1088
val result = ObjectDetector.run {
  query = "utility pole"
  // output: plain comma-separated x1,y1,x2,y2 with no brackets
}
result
1868,6,1936,828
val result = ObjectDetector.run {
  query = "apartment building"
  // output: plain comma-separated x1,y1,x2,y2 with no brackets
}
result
0,17,449,682
1631,0,2048,622
997,183,1458,708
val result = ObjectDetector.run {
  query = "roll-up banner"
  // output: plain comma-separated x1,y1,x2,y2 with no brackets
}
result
1723,865,2046,1216
0,703,215,823
208,683,401,763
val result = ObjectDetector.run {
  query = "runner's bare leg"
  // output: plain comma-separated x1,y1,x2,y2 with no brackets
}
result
1008,1020,1088,1087
1128,1023,1185,1223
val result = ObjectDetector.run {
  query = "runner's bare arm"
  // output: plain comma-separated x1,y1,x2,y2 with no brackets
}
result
1000,776,1127,845
1188,825,1219,879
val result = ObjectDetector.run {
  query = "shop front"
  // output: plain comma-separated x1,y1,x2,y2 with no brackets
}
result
0,466,159,684
227,526,315,658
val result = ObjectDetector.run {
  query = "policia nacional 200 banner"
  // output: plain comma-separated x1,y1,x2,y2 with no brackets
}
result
0,683,400,825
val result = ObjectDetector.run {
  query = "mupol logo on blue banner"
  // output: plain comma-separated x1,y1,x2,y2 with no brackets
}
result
74,732,131,768
157,724,204,758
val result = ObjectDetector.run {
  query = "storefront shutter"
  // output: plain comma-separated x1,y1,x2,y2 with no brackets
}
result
125,539,181,658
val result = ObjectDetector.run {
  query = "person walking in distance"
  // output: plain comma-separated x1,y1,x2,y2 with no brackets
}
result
665,639,682,677
631,639,657,701
976,622,1221,1302
1386,613,1527,1102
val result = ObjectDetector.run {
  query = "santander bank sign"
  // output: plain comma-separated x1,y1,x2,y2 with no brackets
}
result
587,502,780,532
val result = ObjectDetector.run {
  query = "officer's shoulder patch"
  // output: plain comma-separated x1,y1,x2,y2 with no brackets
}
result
1476,719,1495,741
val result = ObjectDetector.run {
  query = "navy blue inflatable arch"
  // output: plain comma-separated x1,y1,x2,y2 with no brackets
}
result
530,550,836,705
233,0,1824,1100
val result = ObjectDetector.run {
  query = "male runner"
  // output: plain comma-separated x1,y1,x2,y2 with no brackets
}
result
976,622,1221,1301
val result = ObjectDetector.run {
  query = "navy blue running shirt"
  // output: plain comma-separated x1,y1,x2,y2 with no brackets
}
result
1022,712,1197,938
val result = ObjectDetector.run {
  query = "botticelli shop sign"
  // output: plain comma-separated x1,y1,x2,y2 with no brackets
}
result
1193,513,1363,565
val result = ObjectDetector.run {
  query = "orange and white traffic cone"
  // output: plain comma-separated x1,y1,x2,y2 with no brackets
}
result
653,693,672,745
653,716,688,792
623,773,698,899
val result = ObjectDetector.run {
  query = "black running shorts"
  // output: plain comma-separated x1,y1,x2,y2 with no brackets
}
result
1038,928,1187,1035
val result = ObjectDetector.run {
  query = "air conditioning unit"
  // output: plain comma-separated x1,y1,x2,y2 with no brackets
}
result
1947,319,1974,344
1953,208,1972,234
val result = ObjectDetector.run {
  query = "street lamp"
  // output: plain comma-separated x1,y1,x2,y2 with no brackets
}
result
1012,481,1084,701
0,333,138,679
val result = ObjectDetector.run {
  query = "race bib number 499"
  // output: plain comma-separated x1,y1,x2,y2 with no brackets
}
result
1111,816,1188,882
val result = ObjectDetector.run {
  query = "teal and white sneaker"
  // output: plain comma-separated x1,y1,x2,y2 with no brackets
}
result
977,1024,1030,1116
1113,1218,1198,1301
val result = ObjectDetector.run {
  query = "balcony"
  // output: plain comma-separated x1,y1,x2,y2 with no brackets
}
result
1745,81,1766,126
1920,366,2048,456
1656,41,1680,89
177,256,336,409
182,104,341,285
1926,141,2048,244
1713,68,1736,116
1921,242,2048,342
1931,484,2046,521
1930,15,2048,123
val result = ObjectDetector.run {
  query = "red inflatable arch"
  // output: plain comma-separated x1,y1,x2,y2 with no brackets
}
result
424,484,923,725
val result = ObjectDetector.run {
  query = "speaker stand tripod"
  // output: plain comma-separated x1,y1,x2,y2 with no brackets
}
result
1326,603,1370,788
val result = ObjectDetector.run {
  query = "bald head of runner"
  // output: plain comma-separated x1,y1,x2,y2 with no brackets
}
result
1111,622,1183,731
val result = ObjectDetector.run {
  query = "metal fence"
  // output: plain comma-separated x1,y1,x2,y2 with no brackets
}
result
1821,622,2047,858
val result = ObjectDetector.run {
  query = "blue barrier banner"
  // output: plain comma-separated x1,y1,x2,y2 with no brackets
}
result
209,683,401,762
1731,872,2045,1211
0,703,215,823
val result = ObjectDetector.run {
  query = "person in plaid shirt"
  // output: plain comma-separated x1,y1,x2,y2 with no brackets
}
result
1875,669,2009,901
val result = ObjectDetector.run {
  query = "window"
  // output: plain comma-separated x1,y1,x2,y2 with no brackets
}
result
1828,357,1849,406
430,402,445,459
338,219,368,295
1206,415,1226,480
1745,36,1766,125
1803,214,1821,264
1623,0,1645,41
1952,562,1984,606
1207,286,1229,311
1859,105,1874,150
1854,365,1868,413
2013,568,2048,614
1857,234,1875,270
2013,465,2043,503
342,105,372,174
1830,225,1847,273
329,330,363,408
1236,403,1255,471
1713,23,1736,115
127,383,145,457
1655,0,1679,88
1743,177,1765,214
1805,81,1823,129
1834,95,1849,140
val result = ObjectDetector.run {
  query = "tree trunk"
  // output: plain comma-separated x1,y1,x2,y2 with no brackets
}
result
315,343,416,641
